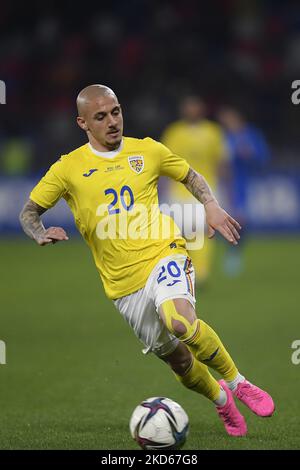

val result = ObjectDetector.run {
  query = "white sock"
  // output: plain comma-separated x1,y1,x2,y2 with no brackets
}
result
213,386,227,407
226,372,245,391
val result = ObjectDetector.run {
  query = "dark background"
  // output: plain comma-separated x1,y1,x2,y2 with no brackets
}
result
1,0,300,172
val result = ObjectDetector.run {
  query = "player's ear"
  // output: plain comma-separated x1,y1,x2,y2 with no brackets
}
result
77,116,89,131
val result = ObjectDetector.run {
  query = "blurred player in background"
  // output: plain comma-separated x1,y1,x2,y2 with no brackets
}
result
161,95,227,285
218,106,270,276
20,85,274,438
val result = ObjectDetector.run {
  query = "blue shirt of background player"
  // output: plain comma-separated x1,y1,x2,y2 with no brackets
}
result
224,125,270,214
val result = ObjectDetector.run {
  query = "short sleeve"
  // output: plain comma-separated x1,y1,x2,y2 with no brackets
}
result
157,141,190,181
30,157,68,209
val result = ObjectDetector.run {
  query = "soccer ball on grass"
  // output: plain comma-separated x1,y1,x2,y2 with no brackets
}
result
129,397,189,450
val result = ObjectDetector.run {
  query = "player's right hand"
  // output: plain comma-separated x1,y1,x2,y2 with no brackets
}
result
205,201,241,245
35,227,69,246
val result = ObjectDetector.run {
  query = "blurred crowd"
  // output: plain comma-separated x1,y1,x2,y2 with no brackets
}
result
0,0,300,174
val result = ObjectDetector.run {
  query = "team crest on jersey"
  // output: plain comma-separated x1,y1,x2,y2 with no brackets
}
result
128,155,144,174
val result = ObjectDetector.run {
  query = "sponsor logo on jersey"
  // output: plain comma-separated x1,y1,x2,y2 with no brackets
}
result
128,156,144,174
83,168,98,177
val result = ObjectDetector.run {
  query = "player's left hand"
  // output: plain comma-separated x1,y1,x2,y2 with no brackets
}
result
204,201,241,245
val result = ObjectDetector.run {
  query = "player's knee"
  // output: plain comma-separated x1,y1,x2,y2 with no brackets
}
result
159,299,197,338
170,353,193,376
171,318,188,337
172,299,196,325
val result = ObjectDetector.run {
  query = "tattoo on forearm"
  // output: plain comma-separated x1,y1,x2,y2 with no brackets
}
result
181,168,217,206
19,200,47,240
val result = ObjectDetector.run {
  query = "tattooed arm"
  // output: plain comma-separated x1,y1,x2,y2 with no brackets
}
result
181,167,217,206
181,167,241,245
19,199,69,246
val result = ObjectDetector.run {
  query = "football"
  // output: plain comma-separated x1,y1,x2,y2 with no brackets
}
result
129,397,189,450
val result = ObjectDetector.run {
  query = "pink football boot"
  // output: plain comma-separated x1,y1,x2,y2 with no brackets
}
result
233,380,275,417
216,380,247,437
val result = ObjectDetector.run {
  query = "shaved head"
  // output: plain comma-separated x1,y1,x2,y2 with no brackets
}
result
76,84,123,151
77,84,117,117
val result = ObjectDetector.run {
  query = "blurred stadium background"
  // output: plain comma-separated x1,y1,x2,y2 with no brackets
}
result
0,0,300,449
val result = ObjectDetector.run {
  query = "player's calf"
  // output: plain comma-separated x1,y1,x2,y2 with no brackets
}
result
159,299,240,383
161,342,193,376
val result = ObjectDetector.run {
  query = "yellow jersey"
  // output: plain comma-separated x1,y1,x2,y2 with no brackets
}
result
161,119,226,198
30,137,190,299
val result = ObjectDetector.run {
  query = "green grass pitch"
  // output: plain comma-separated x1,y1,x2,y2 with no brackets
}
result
0,236,299,449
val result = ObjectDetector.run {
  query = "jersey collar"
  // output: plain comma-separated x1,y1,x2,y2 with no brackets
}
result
88,140,124,159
